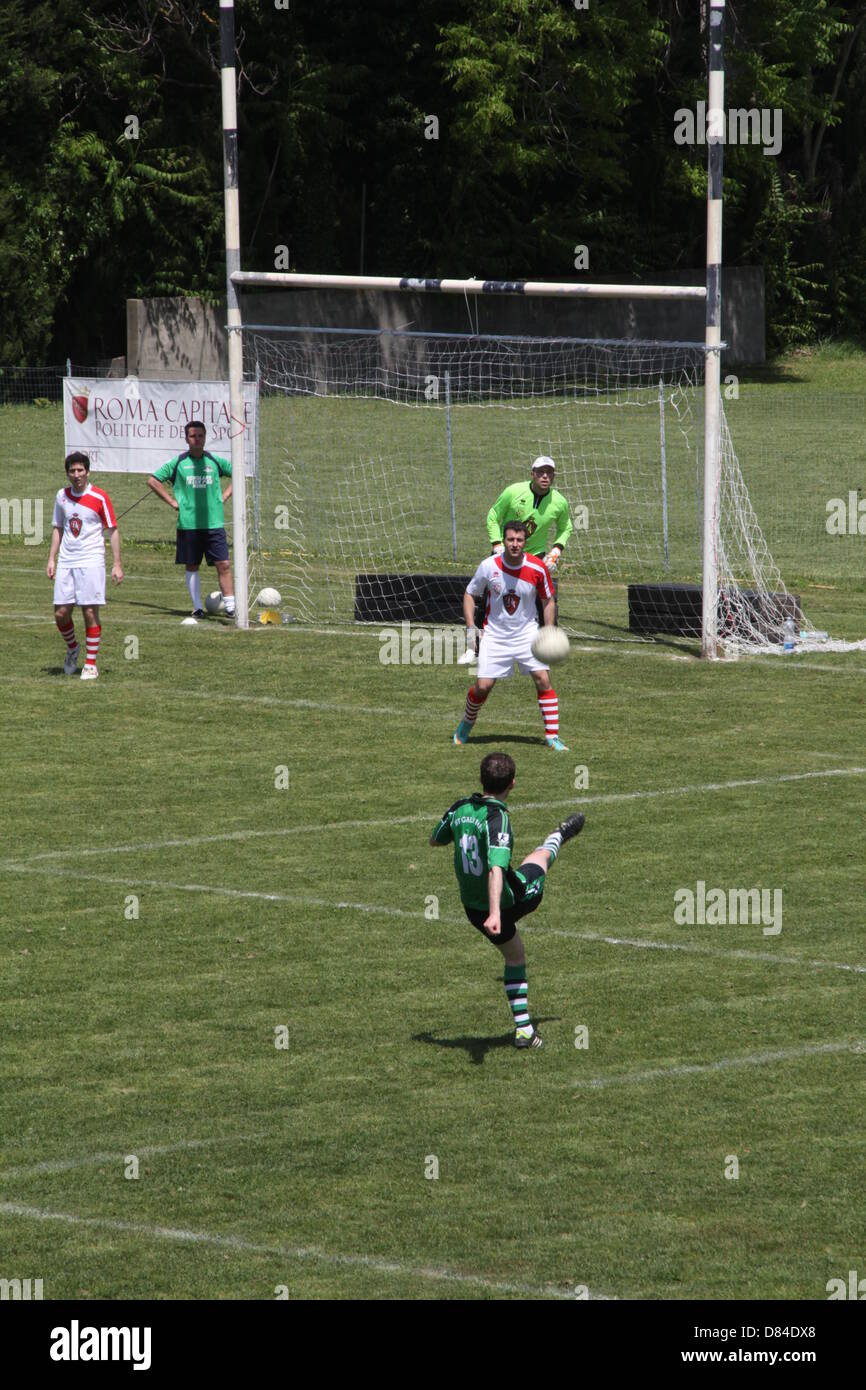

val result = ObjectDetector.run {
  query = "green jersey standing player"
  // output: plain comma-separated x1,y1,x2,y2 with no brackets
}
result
430,752,585,1049
147,421,235,618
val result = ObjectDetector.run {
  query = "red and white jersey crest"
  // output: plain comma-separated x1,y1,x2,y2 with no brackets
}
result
53,483,117,567
466,553,553,640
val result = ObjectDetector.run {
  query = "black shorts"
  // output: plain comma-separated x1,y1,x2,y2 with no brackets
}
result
464,863,546,943
175,528,229,567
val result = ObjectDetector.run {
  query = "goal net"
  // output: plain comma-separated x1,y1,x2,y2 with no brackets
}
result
241,326,806,650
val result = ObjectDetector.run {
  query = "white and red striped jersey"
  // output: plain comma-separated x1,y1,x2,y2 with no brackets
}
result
52,484,117,567
467,553,554,640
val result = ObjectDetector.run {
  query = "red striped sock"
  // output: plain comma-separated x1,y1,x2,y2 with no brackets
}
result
84,625,101,668
56,616,77,651
538,688,559,737
463,683,489,727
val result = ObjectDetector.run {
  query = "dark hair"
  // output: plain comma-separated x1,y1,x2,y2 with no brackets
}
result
480,752,516,794
65,452,90,472
502,519,527,538
184,420,206,438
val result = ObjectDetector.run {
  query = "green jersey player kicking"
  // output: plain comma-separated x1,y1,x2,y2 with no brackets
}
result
430,751,584,1050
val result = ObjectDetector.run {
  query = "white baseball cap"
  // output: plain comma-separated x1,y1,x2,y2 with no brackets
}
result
531,455,556,472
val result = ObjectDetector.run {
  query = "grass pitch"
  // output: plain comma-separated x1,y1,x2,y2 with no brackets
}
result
1,344,865,1299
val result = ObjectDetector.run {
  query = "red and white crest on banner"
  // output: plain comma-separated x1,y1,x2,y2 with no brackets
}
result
70,516,82,537
72,394,90,424
503,591,520,615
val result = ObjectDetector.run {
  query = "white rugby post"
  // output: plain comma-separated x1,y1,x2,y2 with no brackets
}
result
702,0,726,658
220,0,248,628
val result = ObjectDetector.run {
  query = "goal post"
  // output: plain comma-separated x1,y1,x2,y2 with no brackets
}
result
230,273,717,637
220,0,791,655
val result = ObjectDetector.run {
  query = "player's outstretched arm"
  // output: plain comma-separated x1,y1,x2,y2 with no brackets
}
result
541,594,556,627
430,811,454,847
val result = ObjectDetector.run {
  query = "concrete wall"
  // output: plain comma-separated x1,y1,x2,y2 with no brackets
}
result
127,296,227,379
128,268,764,378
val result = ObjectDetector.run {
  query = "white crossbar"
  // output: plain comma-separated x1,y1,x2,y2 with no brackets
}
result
231,271,706,301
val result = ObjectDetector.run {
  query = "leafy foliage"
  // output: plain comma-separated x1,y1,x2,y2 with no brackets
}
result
2,0,866,360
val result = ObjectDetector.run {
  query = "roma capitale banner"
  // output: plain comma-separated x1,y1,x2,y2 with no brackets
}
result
63,379,258,474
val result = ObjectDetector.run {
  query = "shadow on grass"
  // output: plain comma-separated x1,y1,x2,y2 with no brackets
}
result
578,617,701,656
413,1017,559,1065
124,599,190,616
458,734,544,748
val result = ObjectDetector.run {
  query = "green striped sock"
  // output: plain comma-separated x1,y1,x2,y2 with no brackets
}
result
542,830,562,863
504,964,531,1031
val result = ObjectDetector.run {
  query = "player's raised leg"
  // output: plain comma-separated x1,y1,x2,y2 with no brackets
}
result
499,812,584,1048
520,810,585,877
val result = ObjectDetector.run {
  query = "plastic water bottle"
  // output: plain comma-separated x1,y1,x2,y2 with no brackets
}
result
782,616,796,652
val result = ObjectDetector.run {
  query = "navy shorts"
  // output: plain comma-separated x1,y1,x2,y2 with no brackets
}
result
175,528,229,567
464,863,546,943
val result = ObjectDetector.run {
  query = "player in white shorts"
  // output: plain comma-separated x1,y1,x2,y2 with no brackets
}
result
46,453,123,680
452,520,568,751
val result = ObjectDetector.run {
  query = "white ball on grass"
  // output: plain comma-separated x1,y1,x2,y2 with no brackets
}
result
255,587,282,608
204,591,224,614
531,626,570,665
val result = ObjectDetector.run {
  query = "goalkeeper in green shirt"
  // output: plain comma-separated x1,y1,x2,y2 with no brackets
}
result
486,456,573,570
430,751,585,1050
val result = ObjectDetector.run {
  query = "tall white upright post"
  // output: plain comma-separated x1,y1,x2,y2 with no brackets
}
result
220,0,248,629
702,0,725,658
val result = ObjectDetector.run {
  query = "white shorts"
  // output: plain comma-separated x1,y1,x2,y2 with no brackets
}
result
477,627,547,680
53,565,106,607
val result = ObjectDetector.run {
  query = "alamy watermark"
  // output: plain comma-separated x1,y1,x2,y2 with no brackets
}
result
826,492,866,535
826,1270,866,1299
674,881,782,936
379,621,471,666
0,1276,43,1300
0,497,43,545
674,102,782,157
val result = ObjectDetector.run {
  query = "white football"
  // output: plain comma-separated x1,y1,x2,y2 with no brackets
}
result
204,591,224,614
531,626,570,665
255,587,282,608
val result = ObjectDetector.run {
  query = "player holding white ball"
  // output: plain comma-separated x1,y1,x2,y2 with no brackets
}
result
452,520,568,751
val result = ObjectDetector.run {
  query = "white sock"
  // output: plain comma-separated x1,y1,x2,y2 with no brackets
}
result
223,595,236,614
186,571,202,609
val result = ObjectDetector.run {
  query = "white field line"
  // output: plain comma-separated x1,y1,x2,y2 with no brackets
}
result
0,1134,266,1182
0,674,404,717
2,861,865,978
4,764,866,871
571,1040,864,1089
535,926,866,976
0,1202,594,1299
